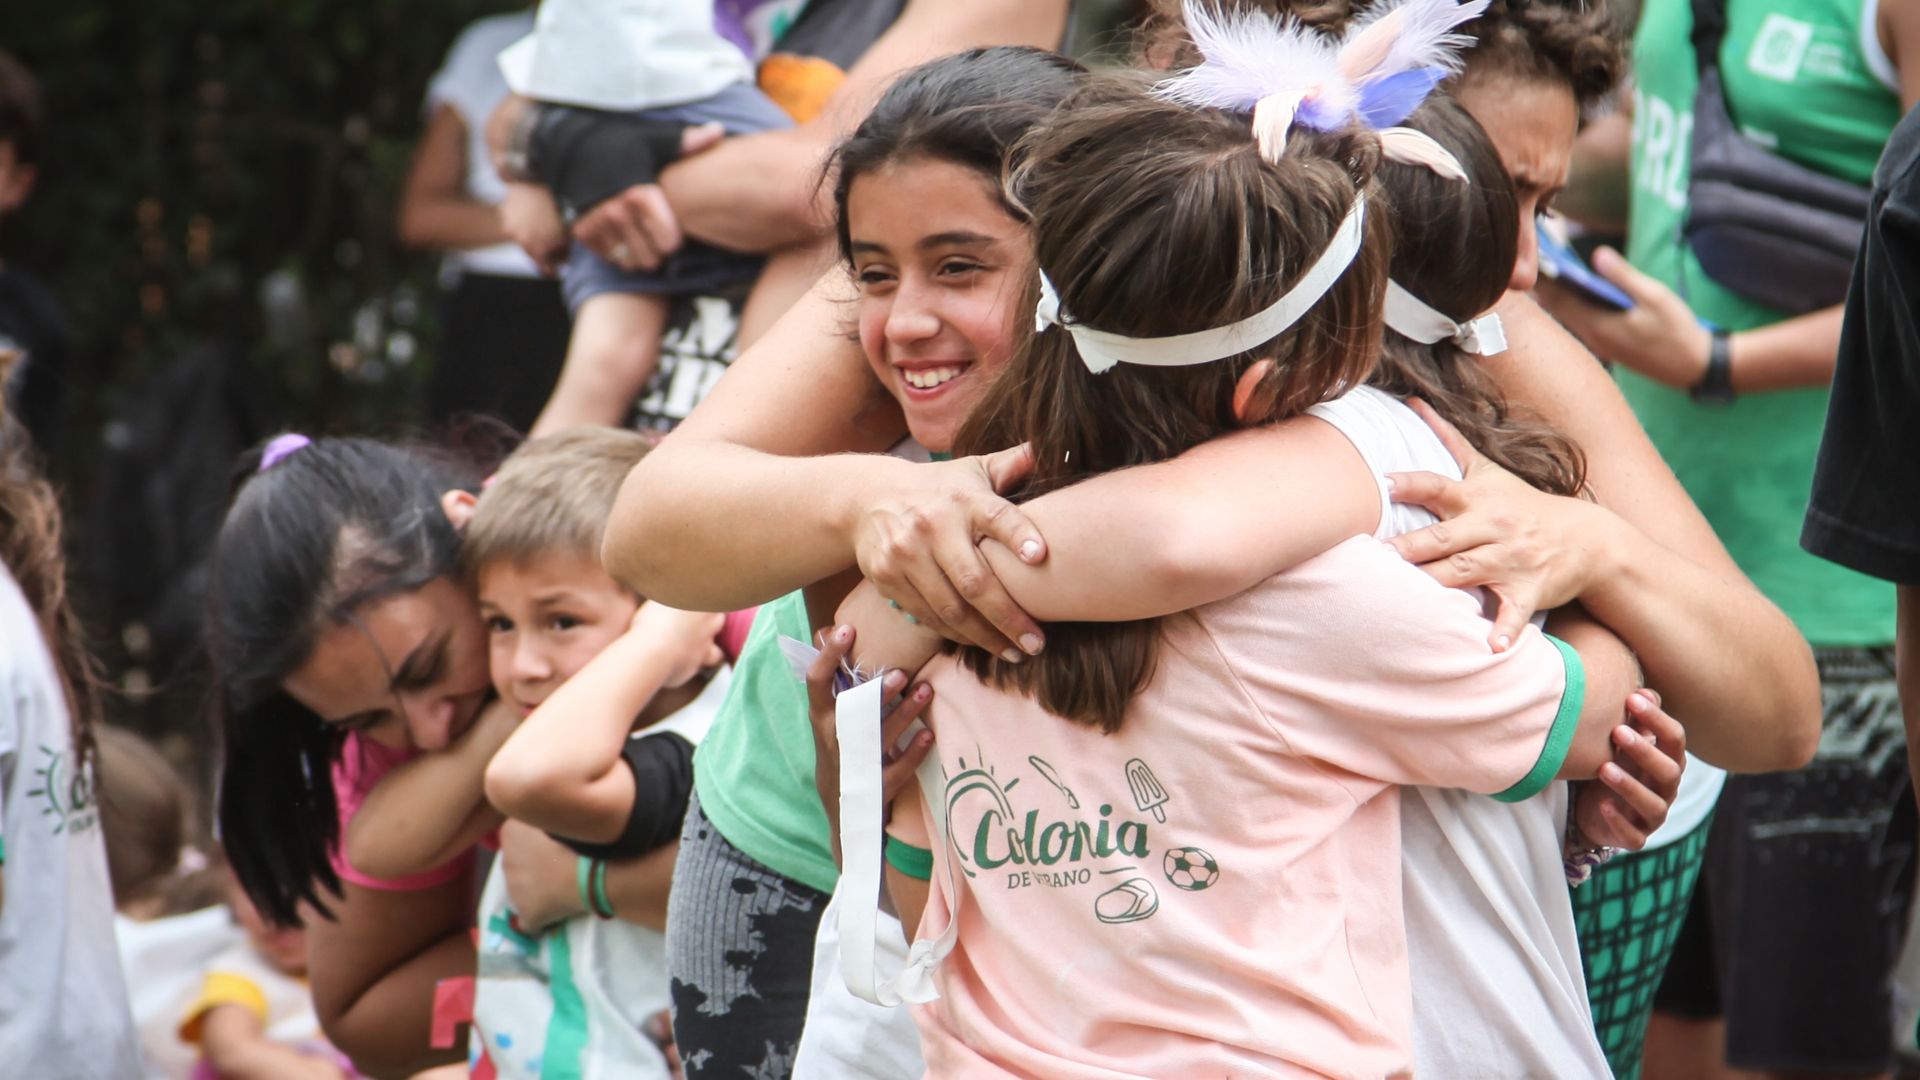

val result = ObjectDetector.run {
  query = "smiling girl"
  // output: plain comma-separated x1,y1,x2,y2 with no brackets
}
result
652,48,1085,1079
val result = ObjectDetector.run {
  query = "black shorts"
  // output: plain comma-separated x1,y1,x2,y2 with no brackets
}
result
1654,647,1917,1073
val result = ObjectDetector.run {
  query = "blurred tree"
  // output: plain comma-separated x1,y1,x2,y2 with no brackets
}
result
0,1,518,744
0,0,520,472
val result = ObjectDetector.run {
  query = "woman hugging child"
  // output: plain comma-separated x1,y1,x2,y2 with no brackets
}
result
339,428,743,1079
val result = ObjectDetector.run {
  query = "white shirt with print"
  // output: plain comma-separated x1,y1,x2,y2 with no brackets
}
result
0,564,142,1077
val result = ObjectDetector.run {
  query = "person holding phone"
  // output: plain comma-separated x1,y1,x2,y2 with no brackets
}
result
1536,2,1920,1078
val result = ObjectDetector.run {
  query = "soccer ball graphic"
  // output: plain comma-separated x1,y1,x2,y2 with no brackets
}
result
1163,846,1219,892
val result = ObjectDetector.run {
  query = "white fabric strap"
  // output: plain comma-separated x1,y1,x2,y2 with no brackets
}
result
1383,280,1508,356
1036,192,1370,374
833,677,960,1007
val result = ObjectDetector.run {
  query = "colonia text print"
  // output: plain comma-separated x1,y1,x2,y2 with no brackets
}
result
940,750,1221,926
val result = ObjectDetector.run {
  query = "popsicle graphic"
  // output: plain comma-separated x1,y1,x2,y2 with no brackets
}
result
1125,758,1169,823
1028,755,1079,809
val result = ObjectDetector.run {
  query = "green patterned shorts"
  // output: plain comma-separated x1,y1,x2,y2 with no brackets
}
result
1569,814,1713,1080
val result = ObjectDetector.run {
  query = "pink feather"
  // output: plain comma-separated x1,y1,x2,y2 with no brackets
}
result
1340,7,1406,81
1379,127,1469,180
1341,0,1490,83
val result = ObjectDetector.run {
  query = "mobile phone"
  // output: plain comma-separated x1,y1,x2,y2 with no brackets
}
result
1535,217,1635,310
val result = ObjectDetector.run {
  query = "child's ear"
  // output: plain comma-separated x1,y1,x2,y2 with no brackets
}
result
441,489,478,531
1231,359,1277,424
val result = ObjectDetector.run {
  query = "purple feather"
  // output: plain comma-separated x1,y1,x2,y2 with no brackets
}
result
1355,67,1448,128
1297,94,1352,132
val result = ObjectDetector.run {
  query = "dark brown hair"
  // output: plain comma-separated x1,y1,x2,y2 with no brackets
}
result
1455,0,1624,117
1373,97,1585,495
829,47,1087,268
0,353,98,777
953,75,1391,733
1141,1,1624,116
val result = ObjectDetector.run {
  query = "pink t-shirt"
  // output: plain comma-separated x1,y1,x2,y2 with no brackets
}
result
330,734,477,891
900,536,1583,1079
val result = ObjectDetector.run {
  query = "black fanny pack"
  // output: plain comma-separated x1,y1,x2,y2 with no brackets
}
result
1682,0,1872,313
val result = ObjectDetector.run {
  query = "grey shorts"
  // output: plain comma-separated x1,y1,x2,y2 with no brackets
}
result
667,793,828,1079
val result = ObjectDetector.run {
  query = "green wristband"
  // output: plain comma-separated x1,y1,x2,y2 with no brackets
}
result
885,835,934,881
576,855,597,917
590,857,616,920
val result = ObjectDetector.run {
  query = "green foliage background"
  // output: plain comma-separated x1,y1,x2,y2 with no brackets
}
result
0,1,523,475
0,1,1144,744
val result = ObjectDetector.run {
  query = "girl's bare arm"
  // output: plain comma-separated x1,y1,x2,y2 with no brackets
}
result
484,605,722,844
345,701,515,880
308,878,473,1077
602,274,1049,659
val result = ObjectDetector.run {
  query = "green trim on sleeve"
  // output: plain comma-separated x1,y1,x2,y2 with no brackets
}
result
885,835,933,881
1493,633,1586,804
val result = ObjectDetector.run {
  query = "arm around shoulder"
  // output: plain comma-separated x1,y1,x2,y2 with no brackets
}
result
601,273,906,606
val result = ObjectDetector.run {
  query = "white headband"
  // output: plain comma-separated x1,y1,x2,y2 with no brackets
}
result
1383,280,1507,356
1036,192,1369,375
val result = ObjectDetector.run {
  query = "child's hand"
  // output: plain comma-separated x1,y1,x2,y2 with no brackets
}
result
500,181,568,275
627,602,726,688
498,819,586,933
1573,689,1686,851
807,624,935,858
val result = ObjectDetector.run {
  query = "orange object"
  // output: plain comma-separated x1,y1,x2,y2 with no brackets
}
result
759,54,845,124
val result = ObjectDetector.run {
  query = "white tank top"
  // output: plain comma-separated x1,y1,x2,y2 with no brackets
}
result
1307,386,1612,1078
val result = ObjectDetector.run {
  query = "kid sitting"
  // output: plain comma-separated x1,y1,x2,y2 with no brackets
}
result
343,428,746,1079
177,868,356,1080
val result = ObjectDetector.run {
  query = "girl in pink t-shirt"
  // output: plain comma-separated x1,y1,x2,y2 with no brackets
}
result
850,68,1642,1079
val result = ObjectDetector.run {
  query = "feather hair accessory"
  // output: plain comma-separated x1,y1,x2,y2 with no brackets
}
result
1155,0,1488,178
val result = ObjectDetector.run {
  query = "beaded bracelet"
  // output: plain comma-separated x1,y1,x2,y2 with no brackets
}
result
1563,812,1619,888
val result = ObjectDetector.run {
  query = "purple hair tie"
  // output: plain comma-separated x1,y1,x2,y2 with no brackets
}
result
259,433,312,472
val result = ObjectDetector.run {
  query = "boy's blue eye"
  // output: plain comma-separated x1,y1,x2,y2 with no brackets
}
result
549,614,583,632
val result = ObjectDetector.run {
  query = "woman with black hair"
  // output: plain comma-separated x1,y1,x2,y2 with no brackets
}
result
205,435,502,1076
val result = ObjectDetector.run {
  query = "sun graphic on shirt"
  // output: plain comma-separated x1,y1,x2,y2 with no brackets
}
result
942,750,1021,879
26,745,69,834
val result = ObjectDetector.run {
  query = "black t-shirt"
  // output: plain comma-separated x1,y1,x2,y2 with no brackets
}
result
552,730,696,861
1803,103,1920,586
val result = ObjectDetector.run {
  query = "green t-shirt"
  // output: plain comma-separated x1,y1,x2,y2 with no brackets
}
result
692,590,840,894
1619,0,1897,645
